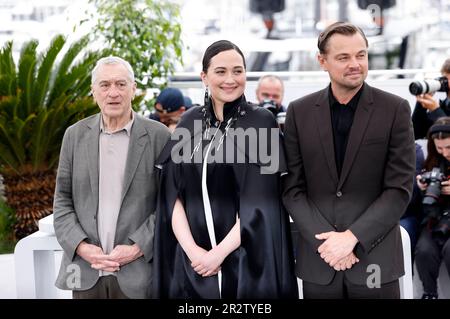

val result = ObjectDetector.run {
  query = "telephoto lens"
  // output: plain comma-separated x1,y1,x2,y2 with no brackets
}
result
276,112,286,132
409,76,449,95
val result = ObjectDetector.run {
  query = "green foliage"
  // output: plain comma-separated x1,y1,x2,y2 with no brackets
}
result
87,0,183,109
0,35,103,174
0,197,16,254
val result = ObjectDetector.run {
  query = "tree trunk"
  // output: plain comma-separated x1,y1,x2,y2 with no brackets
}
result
2,170,56,239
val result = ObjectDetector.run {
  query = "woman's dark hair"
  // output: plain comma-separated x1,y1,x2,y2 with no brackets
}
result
317,21,368,55
202,40,246,73
424,117,450,170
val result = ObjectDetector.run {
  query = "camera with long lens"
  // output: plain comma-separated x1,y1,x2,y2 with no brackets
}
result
409,76,449,95
259,99,278,115
420,167,447,205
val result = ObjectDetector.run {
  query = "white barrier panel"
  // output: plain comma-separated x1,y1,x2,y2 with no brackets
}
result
14,214,71,299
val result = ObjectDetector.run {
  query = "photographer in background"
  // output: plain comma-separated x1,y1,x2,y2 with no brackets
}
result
415,117,450,299
412,58,450,139
256,74,287,131
256,74,287,114
149,87,188,132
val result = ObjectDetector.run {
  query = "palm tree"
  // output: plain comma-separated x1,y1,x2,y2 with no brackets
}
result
0,35,102,239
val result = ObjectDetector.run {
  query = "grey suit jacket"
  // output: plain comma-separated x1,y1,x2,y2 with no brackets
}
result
282,83,415,285
53,112,170,298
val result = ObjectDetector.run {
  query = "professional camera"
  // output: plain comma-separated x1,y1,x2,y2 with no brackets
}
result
276,111,286,132
421,167,450,244
432,210,450,245
420,167,448,205
409,76,449,95
259,99,278,115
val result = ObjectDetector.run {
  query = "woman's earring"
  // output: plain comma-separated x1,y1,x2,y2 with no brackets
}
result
204,86,209,106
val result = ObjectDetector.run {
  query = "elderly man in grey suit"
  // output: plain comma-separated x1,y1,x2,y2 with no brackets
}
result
282,22,415,298
53,56,170,298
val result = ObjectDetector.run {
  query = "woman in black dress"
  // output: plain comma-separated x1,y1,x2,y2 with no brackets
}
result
153,40,297,299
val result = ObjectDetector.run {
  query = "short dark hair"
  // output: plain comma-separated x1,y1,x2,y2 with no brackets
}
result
317,22,368,54
202,40,246,73
441,58,450,75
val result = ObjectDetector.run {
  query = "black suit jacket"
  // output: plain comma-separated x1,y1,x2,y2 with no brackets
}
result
282,83,415,285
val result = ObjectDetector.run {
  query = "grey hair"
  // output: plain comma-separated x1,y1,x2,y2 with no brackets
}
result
91,56,135,84
256,74,284,91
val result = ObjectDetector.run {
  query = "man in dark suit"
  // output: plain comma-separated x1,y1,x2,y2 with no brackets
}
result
282,22,415,299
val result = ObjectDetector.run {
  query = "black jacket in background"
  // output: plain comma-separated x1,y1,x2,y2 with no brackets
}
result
412,98,450,139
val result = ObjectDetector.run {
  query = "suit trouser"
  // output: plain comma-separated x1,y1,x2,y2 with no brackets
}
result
72,275,128,299
302,271,400,299
415,228,450,295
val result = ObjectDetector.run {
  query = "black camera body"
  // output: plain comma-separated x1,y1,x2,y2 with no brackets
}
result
259,99,278,115
421,167,450,244
420,167,448,205
259,99,286,131
409,76,449,95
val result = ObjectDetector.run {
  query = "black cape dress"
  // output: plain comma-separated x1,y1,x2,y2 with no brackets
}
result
153,95,298,299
